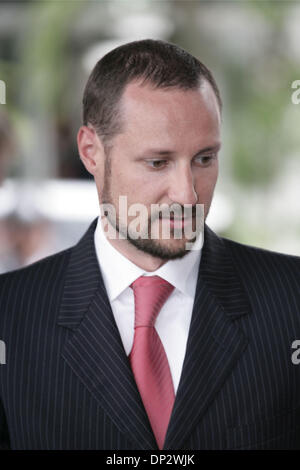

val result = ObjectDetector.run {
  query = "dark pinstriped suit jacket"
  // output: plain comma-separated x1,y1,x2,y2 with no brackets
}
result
0,218,300,450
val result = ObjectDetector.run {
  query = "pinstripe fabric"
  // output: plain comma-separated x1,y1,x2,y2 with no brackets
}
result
0,217,300,449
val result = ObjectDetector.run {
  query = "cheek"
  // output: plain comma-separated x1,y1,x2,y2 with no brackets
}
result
195,169,218,199
113,168,164,202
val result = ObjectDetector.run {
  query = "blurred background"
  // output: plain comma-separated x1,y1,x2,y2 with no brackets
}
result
0,0,299,272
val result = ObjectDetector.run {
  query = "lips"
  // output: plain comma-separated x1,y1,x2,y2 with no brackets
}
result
161,217,194,228
159,214,190,220
159,215,194,222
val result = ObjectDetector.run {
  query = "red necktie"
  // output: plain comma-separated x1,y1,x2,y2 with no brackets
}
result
129,275,175,450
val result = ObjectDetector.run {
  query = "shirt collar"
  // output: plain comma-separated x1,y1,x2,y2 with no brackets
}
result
94,217,202,302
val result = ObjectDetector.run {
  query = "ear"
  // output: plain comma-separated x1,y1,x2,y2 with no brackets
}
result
77,125,104,176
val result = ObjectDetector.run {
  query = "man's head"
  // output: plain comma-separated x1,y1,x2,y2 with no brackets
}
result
78,39,222,263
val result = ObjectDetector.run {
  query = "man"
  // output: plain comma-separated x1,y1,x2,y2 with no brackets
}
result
0,39,300,450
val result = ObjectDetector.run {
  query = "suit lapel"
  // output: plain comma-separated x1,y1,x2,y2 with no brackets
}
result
164,225,251,450
58,218,157,450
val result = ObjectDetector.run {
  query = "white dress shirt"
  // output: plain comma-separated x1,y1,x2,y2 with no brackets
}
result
94,217,202,393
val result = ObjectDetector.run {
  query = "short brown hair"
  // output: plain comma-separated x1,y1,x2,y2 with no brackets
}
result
83,39,222,147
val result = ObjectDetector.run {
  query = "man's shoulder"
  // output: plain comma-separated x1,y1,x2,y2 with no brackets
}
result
0,246,75,335
0,246,73,287
222,235,300,261
221,235,300,278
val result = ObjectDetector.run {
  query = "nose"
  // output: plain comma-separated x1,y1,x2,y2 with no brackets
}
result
167,162,198,206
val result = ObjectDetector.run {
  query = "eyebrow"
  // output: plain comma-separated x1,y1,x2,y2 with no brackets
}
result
140,143,221,157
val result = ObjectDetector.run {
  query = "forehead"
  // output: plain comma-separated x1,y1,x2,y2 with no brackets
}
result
117,80,221,148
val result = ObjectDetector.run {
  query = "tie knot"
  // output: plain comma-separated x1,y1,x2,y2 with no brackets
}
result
130,276,174,327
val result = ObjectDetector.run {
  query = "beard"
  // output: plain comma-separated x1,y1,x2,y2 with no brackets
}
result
101,155,200,260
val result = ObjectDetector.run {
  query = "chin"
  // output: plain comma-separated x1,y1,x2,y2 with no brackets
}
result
127,236,195,260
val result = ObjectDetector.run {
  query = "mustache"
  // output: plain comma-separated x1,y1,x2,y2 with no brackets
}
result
152,204,198,220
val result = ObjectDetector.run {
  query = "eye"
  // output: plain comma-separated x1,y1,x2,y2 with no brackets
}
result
146,159,168,169
194,153,217,166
